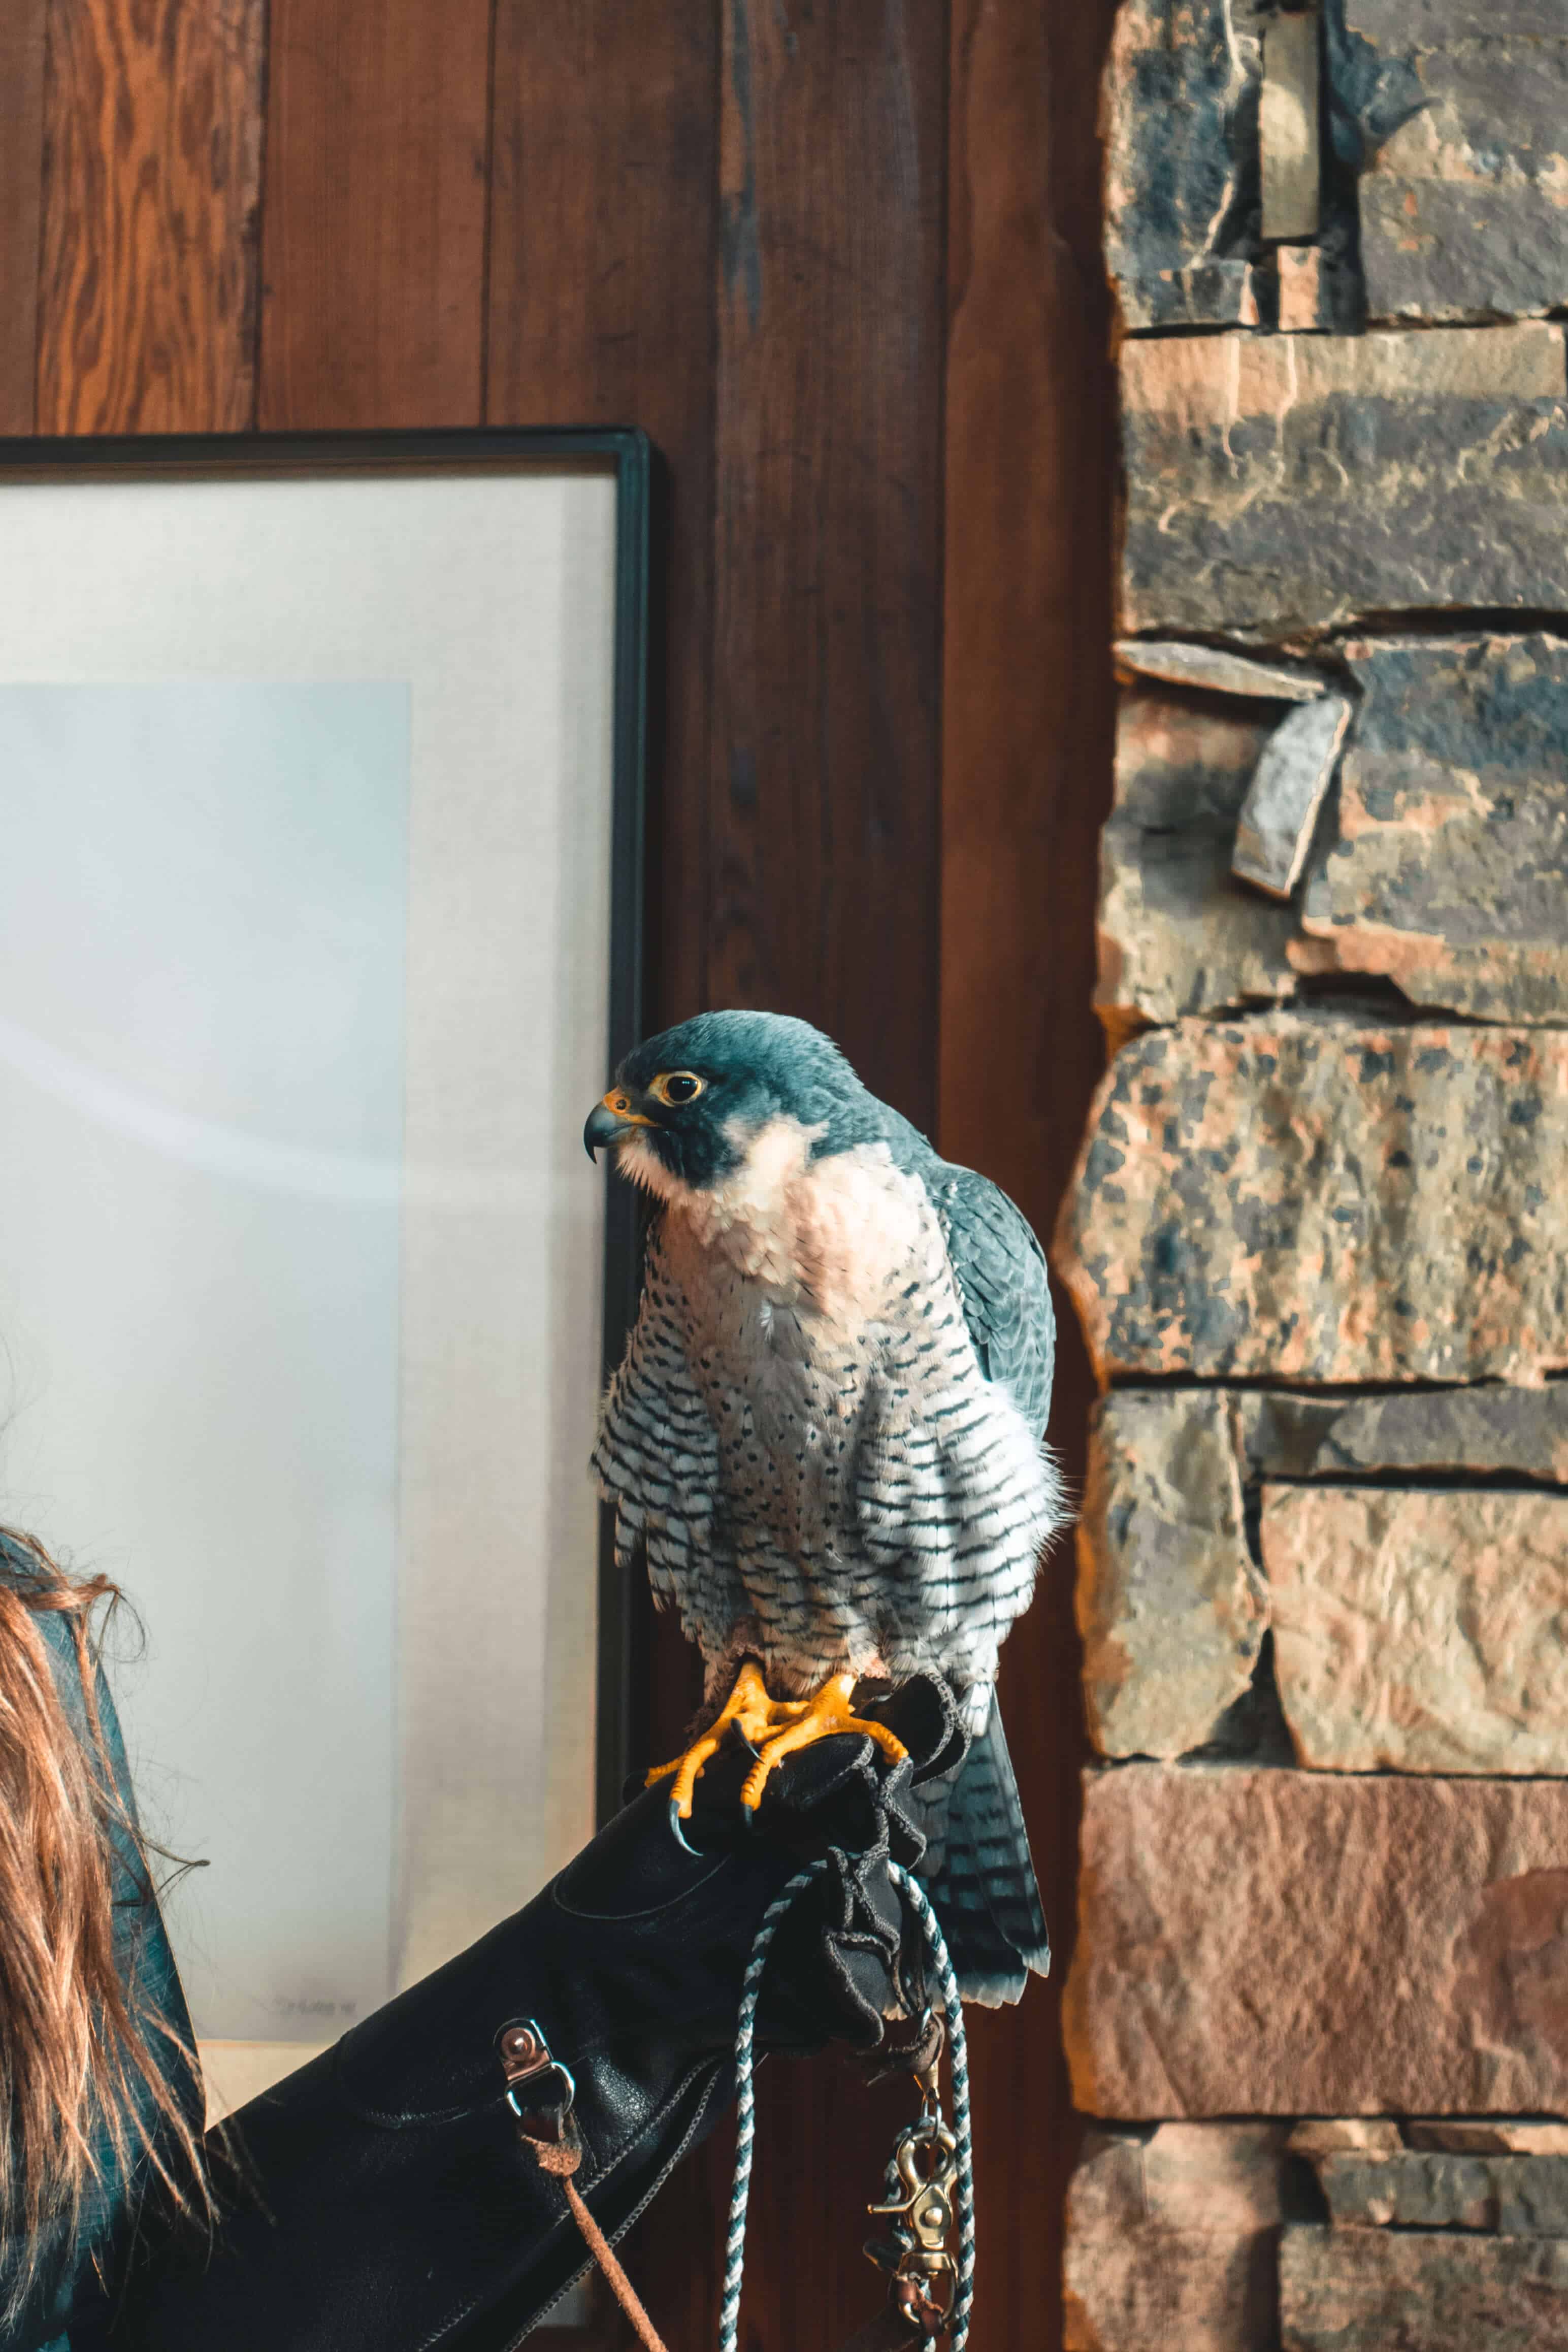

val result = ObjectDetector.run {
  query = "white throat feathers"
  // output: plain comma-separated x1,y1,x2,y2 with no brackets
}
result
619,1115,927,1320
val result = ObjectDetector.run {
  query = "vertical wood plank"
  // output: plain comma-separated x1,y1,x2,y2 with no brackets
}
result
486,18,725,2330
258,0,491,430
0,0,47,433
625,10,952,2346
486,0,719,1046
36,0,265,434
941,2,1118,2347
709,0,946,1137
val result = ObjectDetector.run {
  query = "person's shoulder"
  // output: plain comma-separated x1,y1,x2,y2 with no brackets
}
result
0,1533,80,1666
0,1525,47,1581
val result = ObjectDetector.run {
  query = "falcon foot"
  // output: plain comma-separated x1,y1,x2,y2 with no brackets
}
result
646,1661,908,1836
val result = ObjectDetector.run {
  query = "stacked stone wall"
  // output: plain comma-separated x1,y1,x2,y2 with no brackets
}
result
1055,6,1568,2343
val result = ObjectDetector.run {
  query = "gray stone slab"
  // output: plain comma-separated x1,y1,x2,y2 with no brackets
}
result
1408,2121,1568,2156
1103,0,1263,333
1260,9,1320,241
1120,324,1568,639
1315,1386,1568,1482
1113,641,1329,703
1264,1485,1568,1773
1281,2225,1568,2352
1079,1391,1265,1759
1346,1,1564,31
1225,1391,1337,1481
1308,2148,1568,2235
1136,259,1263,333
1343,2,1568,324
1302,635,1568,1025
1232,693,1351,898
1055,1014,1568,1385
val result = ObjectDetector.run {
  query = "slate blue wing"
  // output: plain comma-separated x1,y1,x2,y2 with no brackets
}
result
927,1164,1055,1434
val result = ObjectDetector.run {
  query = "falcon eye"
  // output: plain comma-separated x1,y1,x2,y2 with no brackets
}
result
652,1071,704,1106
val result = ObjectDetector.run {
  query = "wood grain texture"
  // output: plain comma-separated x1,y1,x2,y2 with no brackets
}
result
0,0,47,432
486,16,724,2329
20,2,1116,2335
258,0,490,429
940,0,1118,2346
708,0,946,1138
486,0,719,1041
36,0,264,433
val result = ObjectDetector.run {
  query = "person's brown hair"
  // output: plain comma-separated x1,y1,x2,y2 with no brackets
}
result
0,1531,205,2320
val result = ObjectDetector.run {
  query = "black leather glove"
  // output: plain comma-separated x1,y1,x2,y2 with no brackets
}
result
82,1674,963,2352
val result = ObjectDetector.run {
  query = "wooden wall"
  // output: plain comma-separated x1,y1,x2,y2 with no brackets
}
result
3,2,1116,2343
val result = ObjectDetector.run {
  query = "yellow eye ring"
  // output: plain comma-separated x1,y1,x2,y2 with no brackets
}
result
649,1071,704,1107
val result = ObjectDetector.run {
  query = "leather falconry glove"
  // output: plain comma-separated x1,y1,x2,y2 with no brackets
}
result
80,1673,964,2352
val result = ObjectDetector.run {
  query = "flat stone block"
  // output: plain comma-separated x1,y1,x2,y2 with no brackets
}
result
1137,259,1263,334
1232,1389,1345,1480
1113,641,1328,703
1344,0,1568,325
1346,1,1563,32
1099,687,1299,1028
1079,1391,1264,1759
1314,1385,1568,1483
1055,1014,1568,1385
1298,634,1568,1025
1264,1486,1568,1774
1065,1765,1568,2116
1308,2147,1568,2234
1280,2225,1568,2352
1409,2120,1568,2157
1066,2122,1287,2352
1260,9,1320,242
1120,324,1568,639
1103,0,1261,333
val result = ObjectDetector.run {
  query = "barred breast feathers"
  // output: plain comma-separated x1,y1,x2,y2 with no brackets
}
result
594,1117,1064,1685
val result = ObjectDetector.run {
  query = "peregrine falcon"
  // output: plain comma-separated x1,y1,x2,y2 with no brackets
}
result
583,1010,1065,2003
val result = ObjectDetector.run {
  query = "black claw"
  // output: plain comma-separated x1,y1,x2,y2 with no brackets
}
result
668,1799,701,1857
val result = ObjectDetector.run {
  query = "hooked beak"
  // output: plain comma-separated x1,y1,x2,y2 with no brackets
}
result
583,1092,650,1161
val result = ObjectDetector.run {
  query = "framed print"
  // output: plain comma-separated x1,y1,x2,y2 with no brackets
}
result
0,428,647,2120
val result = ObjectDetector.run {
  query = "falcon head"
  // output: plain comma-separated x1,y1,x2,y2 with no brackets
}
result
583,1010,868,1196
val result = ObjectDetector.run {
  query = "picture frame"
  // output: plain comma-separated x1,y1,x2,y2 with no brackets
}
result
0,427,648,2127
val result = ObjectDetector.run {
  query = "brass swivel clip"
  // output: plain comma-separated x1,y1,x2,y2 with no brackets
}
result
864,2015,959,2341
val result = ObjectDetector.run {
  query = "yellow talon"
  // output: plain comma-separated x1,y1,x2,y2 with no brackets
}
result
739,1674,908,1812
646,1663,908,1819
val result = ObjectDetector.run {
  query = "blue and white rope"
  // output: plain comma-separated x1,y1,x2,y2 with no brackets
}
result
719,1859,975,2352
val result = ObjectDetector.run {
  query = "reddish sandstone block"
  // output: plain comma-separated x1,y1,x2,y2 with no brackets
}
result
1066,1765,1568,2117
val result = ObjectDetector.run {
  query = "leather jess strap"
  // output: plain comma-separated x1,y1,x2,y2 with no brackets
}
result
526,2125,671,2352
497,2019,938,2352
524,2121,924,2352
498,2020,672,2352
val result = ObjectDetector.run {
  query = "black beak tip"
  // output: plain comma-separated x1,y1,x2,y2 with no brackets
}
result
583,1103,625,1163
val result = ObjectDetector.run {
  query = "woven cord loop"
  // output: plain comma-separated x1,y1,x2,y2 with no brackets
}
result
720,1859,975,2352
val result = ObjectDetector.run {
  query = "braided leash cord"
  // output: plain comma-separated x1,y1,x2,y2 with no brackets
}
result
720,1859,975,2352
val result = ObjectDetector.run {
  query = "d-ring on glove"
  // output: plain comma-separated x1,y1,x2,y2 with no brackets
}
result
82,1673,964,2352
